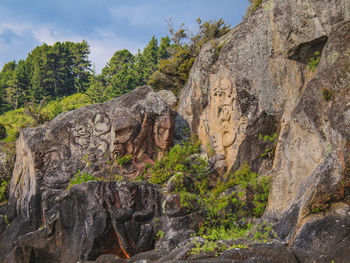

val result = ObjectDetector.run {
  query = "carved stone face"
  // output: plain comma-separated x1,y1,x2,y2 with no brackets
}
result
154,113,174,150
115,126,134,144
111,108,138,158
213,78,236,148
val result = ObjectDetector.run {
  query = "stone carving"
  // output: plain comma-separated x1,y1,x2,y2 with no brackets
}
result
111,107,175,178
199,74,248,169
154,111,175,159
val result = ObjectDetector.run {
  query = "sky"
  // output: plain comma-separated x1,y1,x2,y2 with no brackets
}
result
0,0,250,73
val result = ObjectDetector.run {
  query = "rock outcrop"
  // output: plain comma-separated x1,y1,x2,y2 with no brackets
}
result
1,0,350,262
177,0,350,261
0,86,176,263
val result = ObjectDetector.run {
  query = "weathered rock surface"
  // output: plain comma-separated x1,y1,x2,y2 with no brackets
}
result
177,0,350,262
0,86,177,263
13,181,162,263
1,0,350,262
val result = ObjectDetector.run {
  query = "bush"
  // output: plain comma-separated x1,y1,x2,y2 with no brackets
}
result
149,137,202,185
67,171,97,190
0,180,8,203
0,123,6,140
308,51,321,72
116,155,132,166
247,0,263,15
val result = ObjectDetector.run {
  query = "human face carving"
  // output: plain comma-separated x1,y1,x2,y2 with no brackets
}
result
115,126,134,144
154,114,174,150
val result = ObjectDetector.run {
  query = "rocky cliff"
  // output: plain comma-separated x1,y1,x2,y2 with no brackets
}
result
1,0,350,262
178,0,350,261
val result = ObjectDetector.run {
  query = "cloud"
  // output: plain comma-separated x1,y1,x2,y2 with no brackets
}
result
0,24,40,66
0,0,250,72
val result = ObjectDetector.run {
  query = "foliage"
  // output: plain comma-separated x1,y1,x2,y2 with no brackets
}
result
149,19,230,94
308,51,321,72
68,171,97,190
322,88,333,101
116,155,132,166
0,41,91,113
149,137,272,253
25,98,51,126
148,137,202,185
156,230,164,241
0,180,8,203
0,93,91,143
247,0,263,15
258,133,278,160
0,123,6,140
0,108,35,142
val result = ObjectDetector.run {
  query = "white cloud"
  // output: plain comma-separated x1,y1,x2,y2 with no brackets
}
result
0,22,145,73
88,30,144,73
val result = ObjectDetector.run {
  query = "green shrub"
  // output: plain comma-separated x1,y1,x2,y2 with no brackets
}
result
308,51,321,72
116,155,132,166
156,230,164,241
0,180,8,203
67,171,97,190
149,137,202,185
0,123,6,140
258,133,278,159
247,0,263,15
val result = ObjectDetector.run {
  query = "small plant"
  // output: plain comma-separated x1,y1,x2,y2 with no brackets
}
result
308,203,329,214
156,230,164,241
247,0,263,15
322,88,333,101
4,215,9,225
116,155,132,166
0,180,8,202
67,171,97,190
253,221,275,242
0,123,6,140
82,153,91,167
230,244,249,249
206,142,215,158
180,192,203,212
308,51,321,72
258,133,278,160
258,133,278,144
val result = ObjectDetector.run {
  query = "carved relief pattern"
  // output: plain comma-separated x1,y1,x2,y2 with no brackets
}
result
199,74,248,168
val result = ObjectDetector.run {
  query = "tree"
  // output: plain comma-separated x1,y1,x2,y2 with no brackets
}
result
142,36,159,82
0,61,17,112
86,74,110,103
158,36,171,60
102,49,136,97
149,19,230,94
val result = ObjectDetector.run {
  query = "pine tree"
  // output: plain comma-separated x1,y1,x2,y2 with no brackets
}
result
142,36,159,82
158,36,171,60
102,49,135,97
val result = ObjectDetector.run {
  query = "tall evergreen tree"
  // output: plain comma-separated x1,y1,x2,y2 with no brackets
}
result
102,49,135,97
142,36,159,82
158,36,171,60
0,61,17,111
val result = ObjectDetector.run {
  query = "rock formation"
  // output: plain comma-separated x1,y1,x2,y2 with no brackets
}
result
1,0,350,262
178,0,350,261
0,86,176,263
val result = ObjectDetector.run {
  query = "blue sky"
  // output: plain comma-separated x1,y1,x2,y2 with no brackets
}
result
0,0,249,72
